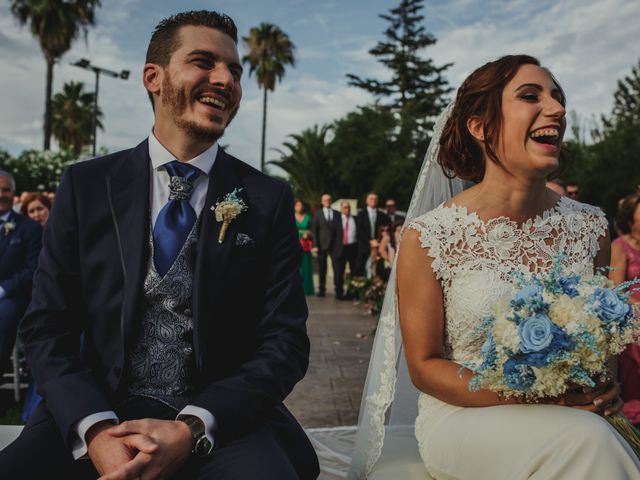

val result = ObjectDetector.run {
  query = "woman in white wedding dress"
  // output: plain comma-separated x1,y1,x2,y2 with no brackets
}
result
397,55,640,479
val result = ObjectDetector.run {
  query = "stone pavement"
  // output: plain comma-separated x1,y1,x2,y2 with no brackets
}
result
285,296,377,428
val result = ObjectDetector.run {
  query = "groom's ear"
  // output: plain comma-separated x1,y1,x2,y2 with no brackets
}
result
143,63,162,98
466,116,485,143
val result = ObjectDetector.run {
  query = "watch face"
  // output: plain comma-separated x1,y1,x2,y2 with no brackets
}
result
194,436,213,456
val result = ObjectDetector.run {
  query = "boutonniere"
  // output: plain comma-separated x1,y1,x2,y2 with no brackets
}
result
211,188,247,244
3,221,16,237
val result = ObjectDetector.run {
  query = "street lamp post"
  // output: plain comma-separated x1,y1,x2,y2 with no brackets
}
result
71,58,129,156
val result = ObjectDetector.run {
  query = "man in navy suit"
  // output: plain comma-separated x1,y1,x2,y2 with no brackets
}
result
0,11,318,480
354,192,390,276
0,171,42,375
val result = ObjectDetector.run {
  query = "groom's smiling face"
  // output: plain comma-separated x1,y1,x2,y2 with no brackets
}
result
148,25,243,143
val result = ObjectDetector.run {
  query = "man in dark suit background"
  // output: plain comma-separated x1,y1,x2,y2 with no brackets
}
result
355,192,390,276
311,193,338,297
0,11,318,480
0,171,42,377
385,198,405,226
333,201,357,300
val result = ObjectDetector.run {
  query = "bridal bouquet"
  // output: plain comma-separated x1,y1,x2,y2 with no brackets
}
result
465,259,640,455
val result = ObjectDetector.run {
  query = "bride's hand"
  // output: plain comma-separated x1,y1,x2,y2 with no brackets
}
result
551,381,623,416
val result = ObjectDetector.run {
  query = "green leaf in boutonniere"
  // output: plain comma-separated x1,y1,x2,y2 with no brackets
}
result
211,188,247,244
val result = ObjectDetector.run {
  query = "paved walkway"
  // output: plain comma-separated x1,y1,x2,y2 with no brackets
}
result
285,296,377,428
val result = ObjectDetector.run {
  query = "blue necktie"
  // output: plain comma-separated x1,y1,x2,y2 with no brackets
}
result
153,161,201,277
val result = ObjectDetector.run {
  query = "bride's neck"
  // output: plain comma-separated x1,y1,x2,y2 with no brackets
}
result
471,167,556,221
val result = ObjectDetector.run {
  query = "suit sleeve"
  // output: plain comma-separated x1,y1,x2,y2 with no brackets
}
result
311,212,319,246
0,221,42,297
19,167,114,446
189,184,310,438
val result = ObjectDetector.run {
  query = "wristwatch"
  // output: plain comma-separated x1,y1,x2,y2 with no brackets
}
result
178,415,214,457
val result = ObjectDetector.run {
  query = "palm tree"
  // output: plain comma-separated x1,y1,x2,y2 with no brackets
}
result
242,23,295,171
270,125,334,209
10,0,101,150
52,81,102,154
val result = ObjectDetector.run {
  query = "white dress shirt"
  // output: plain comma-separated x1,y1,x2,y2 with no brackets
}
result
71,132,218,459
367,207,377,237
323,207,333,222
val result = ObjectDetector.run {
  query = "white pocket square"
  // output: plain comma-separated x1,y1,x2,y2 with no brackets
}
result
235,233,254,246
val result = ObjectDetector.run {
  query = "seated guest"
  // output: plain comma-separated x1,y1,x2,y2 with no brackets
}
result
610,192,640,424
20,192,51,226
0,171,42,375
19,192,52,420
374,225,392,282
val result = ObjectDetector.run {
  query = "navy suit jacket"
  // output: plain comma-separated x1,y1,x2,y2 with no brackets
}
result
20,140,318,477
0,210,42,301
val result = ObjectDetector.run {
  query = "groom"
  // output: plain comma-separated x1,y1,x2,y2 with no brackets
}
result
0,10,319,479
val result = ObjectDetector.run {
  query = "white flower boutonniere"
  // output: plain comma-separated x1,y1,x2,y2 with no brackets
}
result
211,188,247,244
3,221,16,237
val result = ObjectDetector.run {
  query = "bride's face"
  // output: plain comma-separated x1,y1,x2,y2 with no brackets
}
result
496,64,566,179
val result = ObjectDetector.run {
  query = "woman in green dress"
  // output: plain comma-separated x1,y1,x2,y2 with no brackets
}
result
294,199,315,295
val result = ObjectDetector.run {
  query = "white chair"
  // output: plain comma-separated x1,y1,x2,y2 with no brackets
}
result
0,425,22,450
367,428,433,480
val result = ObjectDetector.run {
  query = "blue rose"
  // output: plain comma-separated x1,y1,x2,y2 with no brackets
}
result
519,324,574,368
558,274,580,298
589,288,633,326
518,314,554,353
503,359,535,391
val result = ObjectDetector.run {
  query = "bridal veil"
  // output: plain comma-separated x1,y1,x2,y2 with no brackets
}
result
348,103,465,478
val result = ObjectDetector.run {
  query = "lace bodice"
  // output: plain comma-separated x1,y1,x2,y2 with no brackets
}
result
407,196,608,365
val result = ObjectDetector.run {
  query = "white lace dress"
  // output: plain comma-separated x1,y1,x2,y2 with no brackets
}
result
407,197,640,479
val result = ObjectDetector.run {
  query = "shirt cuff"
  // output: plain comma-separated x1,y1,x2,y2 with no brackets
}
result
71,411,119,460
178,405,216,448
0,286,6,299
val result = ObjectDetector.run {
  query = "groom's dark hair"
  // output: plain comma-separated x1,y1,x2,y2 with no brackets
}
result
145,10,238,106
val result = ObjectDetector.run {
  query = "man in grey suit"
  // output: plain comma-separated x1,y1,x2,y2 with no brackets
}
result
311,193,338,297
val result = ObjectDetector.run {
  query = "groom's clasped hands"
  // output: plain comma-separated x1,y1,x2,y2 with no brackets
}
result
87,419,193,480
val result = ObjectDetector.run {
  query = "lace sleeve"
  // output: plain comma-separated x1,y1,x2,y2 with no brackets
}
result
566,200,609,259
405,209,449,283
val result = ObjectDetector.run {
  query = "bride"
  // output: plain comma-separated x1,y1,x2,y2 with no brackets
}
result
350,55,640,479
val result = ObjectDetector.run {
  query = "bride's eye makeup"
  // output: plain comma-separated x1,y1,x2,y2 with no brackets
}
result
519,92,540,102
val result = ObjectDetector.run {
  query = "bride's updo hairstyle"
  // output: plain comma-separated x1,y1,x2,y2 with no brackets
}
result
438,54,564,182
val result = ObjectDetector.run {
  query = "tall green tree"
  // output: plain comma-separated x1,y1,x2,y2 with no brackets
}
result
10,0,101,150
560,60,640,215
242,23,295,172
269,125,336,209
52,81,103,154
602,58,640,132
347,0,452,153
329,104,401,203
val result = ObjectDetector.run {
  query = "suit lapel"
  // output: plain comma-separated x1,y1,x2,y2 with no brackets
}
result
193,148,242,370
107,140,150,349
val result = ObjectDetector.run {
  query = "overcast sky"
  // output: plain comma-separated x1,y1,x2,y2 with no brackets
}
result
1,0,638,169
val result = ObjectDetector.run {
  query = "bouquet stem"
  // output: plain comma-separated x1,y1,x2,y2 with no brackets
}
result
607,412,640,459
218,220,230,244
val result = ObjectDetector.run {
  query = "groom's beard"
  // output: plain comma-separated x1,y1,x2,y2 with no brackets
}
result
160,73,239,143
